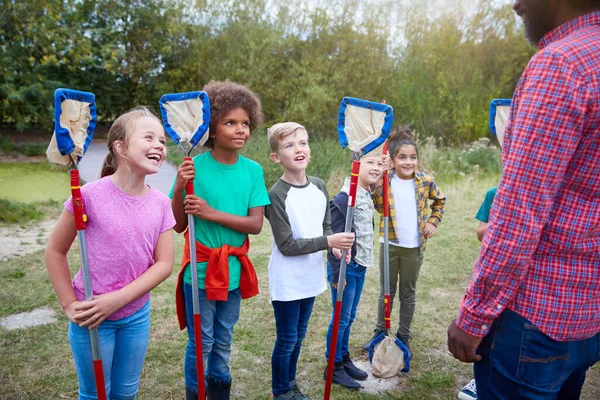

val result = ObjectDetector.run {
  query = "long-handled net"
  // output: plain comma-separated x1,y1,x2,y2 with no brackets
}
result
46,88,106,400
159,91,210,398
323,97,392,399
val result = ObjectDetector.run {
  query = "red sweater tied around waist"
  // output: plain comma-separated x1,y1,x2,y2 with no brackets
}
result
175,229,259,330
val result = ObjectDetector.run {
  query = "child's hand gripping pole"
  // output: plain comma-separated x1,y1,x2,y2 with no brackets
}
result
70,170,107,400
184,157,205,399
382,141,391,331
324,161,360,400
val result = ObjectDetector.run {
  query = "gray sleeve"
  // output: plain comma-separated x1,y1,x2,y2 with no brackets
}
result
266,180,329,257
311,177,334,236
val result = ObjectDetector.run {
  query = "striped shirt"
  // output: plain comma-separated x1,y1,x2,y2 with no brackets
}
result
457,11,600,341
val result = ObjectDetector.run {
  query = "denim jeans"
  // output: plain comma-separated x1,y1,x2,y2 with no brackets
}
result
271,296,316,396
325,261,367,362
183,283,241,391
68,300,151,400
475,308,600,399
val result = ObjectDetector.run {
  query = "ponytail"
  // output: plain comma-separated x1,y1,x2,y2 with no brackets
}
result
100,151,117,178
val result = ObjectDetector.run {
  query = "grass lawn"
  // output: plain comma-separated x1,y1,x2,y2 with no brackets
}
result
0,163,70,203
0,174,598,399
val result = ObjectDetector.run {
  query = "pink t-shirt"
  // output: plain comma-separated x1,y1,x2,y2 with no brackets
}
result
64,177,176,320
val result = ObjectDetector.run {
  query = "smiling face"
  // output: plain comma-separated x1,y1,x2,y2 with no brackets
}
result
358,155,384,189
211,107,251,152
513,0,558,45
121,116,167,176
392,144,418,180
270,128,311,174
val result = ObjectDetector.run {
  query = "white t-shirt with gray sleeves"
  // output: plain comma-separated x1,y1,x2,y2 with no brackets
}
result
386,175,420,248
265,176,333,302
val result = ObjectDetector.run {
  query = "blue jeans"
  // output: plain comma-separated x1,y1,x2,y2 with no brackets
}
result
475,308,600,399
325,261,367,362
271,296,316,395
68,301,151,400
184,283,241,391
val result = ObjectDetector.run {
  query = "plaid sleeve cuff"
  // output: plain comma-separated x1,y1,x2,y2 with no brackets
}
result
456,298,499,338
427,216,441,227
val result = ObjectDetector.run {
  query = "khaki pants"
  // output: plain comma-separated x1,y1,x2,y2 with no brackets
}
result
375,244,423,337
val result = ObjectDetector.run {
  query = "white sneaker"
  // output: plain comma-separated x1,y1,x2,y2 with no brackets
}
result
457,379,477,400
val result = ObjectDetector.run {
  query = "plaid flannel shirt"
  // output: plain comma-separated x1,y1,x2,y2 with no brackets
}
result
372,170,445,254
457,11,600,341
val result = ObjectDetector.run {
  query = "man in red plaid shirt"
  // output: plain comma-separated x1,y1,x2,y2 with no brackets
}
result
448,1,600,398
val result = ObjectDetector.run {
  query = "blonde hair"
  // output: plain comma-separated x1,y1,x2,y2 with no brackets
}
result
100,107,162,178
267,122,308,153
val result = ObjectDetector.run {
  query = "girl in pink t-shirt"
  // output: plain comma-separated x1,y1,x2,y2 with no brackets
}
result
45,107,176,399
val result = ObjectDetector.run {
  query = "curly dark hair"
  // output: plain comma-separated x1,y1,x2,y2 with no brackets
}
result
202,80,263,149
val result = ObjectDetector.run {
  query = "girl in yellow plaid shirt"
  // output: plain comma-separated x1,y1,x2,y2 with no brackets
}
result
364,126,445,353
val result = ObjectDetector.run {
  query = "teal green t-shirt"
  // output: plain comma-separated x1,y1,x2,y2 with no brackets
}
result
169,151,270,290
475,187,497,223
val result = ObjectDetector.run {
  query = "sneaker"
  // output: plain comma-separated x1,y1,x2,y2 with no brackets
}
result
362,329,385,352
458,379,477,400
290,384,311,400
272,390,294,400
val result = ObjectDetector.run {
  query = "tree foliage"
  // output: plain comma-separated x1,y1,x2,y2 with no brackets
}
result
1,0,534,142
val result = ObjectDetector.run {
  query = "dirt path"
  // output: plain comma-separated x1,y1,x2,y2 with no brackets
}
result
0,219,55,262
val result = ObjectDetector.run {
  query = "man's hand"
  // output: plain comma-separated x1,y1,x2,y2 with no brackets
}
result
447,320,483,363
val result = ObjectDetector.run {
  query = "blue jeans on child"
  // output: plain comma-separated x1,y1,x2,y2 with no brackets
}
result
325,261,367,362
183,282,241,392
474,308,600,399
68,300,151,400
271,296,316,396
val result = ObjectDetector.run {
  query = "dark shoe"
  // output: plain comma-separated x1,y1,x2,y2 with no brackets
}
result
186,387,199,400
290,384,311,400
272,390,294,400
324,362,360,390
362,329,385,352
206,377,231,400
342,354,367,381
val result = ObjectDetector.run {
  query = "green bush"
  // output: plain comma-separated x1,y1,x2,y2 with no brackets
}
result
17,142,47,157
0,199,45,223
0,137,16,152
420,137,501,182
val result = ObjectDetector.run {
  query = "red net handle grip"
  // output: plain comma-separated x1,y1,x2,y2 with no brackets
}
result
184,157,195,195
382,141,389,217
70,170,87,230
348,161,360,207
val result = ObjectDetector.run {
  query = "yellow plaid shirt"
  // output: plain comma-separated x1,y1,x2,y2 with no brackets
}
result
372,170,446,254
